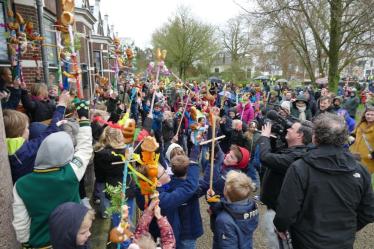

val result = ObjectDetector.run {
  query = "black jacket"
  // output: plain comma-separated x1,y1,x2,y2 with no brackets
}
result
274,145,374,249
21,90,56,122
258,136,308,210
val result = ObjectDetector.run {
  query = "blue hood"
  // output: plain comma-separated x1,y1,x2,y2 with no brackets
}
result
49,202,89,249
222,198,258,233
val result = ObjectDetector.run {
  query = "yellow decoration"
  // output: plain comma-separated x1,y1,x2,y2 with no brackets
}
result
161,49,167,60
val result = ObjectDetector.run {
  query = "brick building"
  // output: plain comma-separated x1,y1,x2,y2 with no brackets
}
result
0,0,115,99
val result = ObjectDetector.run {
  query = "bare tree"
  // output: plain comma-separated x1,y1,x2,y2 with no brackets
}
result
241,0,374,91
152,6,219,79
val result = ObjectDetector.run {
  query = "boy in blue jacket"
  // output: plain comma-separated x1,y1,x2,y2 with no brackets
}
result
3,92,70,182
208,170,258,249
135,145,200,245
169,154,203,249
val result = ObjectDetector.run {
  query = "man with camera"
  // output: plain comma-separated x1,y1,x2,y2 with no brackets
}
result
274,113,374,249
259,119,313,211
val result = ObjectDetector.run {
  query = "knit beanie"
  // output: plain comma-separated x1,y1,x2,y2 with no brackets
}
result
165,143,183,162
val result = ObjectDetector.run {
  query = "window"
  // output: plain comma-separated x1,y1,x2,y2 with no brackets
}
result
371,60,373,67
215,67,219,73
94,51,102,74
43,17,58,67
0,1,8,62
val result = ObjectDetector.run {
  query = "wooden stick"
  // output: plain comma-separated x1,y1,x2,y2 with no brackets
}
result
149,62,161,114
175,92,190,136
199,135,225,145
209,115,216,191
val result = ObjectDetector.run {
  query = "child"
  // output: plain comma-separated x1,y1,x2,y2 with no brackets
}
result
169,155,203,249
3,92,70,182
12,106,92,248
200,144,250,197
21,83,56,122
129,199,175,249
93,126,127,218
208,171,258,249
49,202,95,249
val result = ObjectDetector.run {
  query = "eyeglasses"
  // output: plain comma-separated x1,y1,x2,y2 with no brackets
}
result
157,169,166,180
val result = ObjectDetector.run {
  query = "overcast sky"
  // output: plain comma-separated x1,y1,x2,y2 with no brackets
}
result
93,0,254,48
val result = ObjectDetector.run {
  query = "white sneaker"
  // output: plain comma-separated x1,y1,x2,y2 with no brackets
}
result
81,197,92,209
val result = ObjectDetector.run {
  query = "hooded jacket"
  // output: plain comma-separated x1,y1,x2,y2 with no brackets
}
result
237,102,254,125
212,198,258,249
274,145,374,249
21,90,56,122
12,121,93,247
49,202,90,249
8,105,65,183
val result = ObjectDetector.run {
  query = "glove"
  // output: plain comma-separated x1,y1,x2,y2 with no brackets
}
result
74,100,90,119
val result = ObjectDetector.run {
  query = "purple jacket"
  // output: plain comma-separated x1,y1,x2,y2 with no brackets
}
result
237,102,254,124
9,106,65,183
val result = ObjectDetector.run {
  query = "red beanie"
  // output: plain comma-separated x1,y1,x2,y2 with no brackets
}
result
237,146,250,169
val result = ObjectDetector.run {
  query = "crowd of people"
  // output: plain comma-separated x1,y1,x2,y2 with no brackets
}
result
1,65,374,249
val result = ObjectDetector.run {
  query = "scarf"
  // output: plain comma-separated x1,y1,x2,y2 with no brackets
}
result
296,102,307,121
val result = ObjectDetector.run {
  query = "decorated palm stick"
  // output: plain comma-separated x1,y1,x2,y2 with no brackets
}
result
149,48,166,114
209,115,216,191
199,135,225,145
175,91,190,136
170,71,193,92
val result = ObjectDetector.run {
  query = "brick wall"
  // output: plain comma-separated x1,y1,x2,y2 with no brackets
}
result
12,4,42,84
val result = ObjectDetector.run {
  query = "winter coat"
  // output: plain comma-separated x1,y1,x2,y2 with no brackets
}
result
21,90,56,122
258,136,308,210
274,145,374,249
290,106,312,121
350,122,374,173
219,123,251,153
49,202,90,249
93,147,127,186
168,177,203,241
135,157,200,243
335,108,356,133
152,110,163,132
211,198,259,249
237,102,254,125
12,121,92,247
344,96,360,118
162,119,174,145
8,106,65,183
1,87,22,109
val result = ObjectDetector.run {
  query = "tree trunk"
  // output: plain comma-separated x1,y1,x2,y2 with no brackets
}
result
0,106,19,248
328,0,343,93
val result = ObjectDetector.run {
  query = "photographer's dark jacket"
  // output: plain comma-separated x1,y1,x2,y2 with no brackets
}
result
274,145,374,249
258,136,308,210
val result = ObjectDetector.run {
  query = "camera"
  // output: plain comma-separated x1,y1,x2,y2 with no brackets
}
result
265,110,295,137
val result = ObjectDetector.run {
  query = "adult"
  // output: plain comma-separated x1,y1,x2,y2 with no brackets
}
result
274,113,374,249
290,95,312,121
344,88,361,119
315,96,334,116
259,120,312,211
350,102,374,174
0,67,22,109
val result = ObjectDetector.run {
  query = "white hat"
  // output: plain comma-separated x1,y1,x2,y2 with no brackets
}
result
280,101,291,114
165,143,183,162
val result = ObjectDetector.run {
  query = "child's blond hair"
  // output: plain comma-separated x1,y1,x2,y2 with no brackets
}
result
224,170,255,202
30,83,48,98
136,232,157,249
94,126,125,151
3,109,29,138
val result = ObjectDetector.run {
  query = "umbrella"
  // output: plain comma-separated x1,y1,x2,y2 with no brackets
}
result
219,90,235,100
316,77,328,84
254,75,270,80
209,76,222,83
276,79,288,83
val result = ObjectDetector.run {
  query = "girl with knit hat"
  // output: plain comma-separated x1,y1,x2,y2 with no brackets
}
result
199,144,251,198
